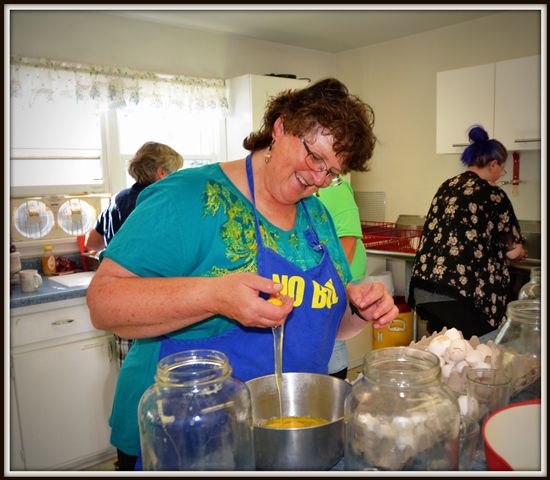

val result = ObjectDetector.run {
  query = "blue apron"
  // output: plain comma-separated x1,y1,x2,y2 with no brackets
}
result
158,153,347,379
135,154,347,470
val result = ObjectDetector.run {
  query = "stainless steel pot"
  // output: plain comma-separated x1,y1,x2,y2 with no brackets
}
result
246,372,351,471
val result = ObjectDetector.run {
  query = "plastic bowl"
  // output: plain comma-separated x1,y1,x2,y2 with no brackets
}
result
482,400,541,470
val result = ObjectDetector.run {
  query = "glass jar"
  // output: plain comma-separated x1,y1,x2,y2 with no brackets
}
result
345,347,460,471
41,245,56,276
518,267,541,300
494,299,541,397
138,349,255,471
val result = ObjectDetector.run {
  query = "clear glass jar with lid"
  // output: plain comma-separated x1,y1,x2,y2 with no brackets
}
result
345,347,460,471
138,349,255,471
494,299,541,397
518,266,541,300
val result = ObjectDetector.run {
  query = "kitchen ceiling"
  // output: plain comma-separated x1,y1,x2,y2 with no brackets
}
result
108,9,500,53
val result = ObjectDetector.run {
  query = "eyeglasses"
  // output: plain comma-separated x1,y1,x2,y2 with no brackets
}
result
300,136,343,187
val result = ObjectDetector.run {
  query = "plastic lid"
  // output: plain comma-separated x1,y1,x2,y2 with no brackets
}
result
44,245,53,252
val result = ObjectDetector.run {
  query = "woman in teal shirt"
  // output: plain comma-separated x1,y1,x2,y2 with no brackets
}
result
87,78,398,470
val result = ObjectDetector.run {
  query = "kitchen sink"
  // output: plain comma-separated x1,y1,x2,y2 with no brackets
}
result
519,220,541,261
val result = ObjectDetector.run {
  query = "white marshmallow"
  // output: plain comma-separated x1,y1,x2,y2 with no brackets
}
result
455,360,469,373
445,328,463,342
475,344,493,360
465,350,484,366
448,339,468,362
428,335,451,357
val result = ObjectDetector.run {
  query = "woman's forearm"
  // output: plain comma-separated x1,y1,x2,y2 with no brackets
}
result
336,305,368,340
87,258,292,339
87,273,220,338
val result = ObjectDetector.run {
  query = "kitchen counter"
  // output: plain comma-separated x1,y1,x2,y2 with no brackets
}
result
10,275,89,309
366,248,540,268
366,249,415,260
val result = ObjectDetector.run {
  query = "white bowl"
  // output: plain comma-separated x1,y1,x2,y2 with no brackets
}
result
482,400,541,470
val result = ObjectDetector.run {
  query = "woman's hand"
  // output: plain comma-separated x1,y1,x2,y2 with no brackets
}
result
506,243,527,261
347,282,398,329
213,272,294,328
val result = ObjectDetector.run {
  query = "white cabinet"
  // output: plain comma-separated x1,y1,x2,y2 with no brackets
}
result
436,63,495,154
226,74,309,160
345,253,415,368
494,55,541,151
436,55,541,154
10,298,117,471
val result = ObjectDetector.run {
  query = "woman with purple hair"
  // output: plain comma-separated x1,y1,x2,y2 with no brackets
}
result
408,125,526,339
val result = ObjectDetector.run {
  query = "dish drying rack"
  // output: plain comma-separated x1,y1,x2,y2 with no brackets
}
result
361,221,422,253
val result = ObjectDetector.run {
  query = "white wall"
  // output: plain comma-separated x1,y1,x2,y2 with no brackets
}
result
336,11,542,222
9,10,334,81
9,9,543,224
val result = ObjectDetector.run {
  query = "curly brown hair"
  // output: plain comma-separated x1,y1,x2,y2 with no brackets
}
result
128,141,184,184
242,78,376,173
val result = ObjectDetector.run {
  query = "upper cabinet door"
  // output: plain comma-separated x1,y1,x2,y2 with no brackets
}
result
436,63,495,154
226,74,309,160
494,55,541,151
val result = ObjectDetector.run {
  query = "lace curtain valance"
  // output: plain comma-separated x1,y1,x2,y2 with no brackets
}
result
10,56,228,113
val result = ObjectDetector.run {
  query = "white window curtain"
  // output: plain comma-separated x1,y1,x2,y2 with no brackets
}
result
10,56,228,113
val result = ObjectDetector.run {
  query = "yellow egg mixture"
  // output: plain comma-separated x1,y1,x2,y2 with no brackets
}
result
261,416,329,429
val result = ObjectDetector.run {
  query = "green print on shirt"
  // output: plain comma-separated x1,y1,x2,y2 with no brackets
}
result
202,181,346,284
203,181,283,276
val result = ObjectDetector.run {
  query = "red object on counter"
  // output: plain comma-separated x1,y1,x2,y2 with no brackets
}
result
393,296,412,313
512,151,520,185
483,399,541,471
77,235,88,271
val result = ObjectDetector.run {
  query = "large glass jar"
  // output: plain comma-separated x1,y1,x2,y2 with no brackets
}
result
345,347,460,471
494,299,541,396
138,349,255,471
518,267,541,300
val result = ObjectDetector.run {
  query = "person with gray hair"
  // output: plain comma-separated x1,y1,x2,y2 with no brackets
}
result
85,141,183,370
85,141,183,253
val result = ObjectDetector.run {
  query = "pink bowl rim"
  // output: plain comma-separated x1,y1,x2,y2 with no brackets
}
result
482,399,541,471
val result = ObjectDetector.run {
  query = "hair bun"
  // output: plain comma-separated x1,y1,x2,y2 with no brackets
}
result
468,125,489,144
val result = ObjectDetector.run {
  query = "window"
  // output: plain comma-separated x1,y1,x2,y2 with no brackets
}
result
9,57,228,197
117,107,225,188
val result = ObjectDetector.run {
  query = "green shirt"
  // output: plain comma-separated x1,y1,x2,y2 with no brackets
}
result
317,178,367,374
317,179,367,282
103,163,352,455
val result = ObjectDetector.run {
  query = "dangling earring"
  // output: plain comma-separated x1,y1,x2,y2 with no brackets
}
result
264,140,274,164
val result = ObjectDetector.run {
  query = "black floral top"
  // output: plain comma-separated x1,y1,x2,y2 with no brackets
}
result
409,171,522,328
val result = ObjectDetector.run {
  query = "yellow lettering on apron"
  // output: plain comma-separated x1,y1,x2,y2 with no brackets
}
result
287,276,305,307
271,274,305,307
311,279,339,309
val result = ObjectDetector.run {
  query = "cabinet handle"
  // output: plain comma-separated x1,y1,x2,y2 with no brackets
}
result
81,341,105,350
451,143,468,147
51,319,75,326
514,138,541,143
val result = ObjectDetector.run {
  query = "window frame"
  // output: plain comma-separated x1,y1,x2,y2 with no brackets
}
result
9,106,228,198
